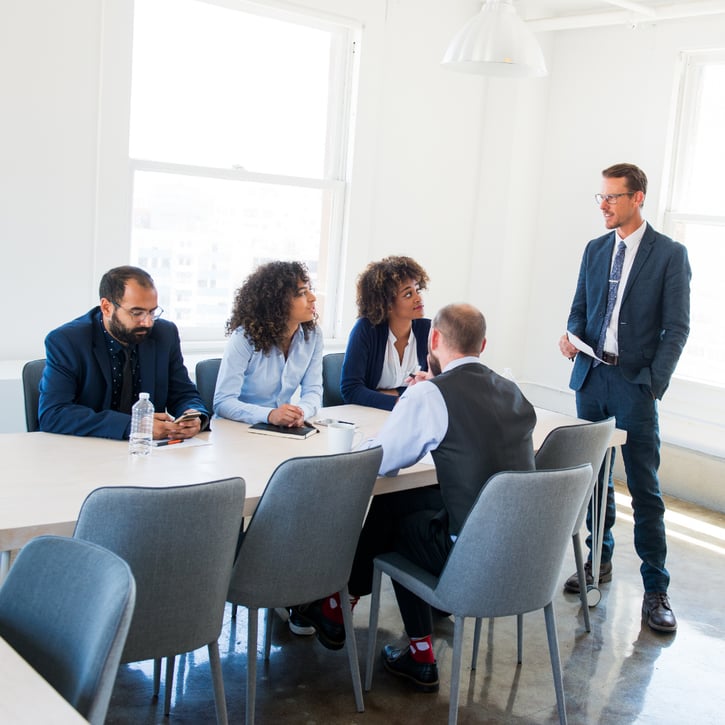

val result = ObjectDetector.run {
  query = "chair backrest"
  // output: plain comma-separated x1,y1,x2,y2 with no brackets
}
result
322,352,345,407
534,417,615,532
435,466,592,618
0,535,136,725
22,358,45,432
73,477,245,663
228,447,383,608
195,357,222,416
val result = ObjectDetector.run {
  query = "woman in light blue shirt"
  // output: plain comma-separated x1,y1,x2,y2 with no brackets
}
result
214,261,323,427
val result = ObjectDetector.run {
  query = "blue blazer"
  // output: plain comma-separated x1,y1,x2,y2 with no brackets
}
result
39,307,207,439
568,224,691,400
340,317,431,411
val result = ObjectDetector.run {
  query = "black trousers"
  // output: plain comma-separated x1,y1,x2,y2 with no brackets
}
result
348,485,453,638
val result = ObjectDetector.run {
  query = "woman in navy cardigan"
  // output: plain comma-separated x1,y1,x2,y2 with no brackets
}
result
340,256,431,410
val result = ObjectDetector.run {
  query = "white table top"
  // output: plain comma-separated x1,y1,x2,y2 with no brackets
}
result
0,637,88,724
0,405,623,553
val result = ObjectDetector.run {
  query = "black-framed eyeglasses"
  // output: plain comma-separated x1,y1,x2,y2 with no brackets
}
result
112,302,164,321
595,192,635,205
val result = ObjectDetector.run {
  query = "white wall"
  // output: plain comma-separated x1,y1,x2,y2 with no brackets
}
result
1,0,723,509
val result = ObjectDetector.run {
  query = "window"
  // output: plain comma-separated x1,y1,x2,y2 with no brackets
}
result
664,50,725,387
128,0,358,339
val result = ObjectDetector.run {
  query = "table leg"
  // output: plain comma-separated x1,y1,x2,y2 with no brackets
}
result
0,550,10,583
590,446,614,602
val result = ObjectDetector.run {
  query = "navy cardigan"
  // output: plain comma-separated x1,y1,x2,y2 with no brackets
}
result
340,317,431,411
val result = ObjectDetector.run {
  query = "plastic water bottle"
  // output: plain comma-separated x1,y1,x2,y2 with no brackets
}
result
129,392,154,456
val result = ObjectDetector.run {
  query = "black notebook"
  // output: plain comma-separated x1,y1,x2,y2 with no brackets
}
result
248,422,319,440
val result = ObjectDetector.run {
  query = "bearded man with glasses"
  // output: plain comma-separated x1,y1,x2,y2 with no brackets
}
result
39,265,208,440
558,163,691,633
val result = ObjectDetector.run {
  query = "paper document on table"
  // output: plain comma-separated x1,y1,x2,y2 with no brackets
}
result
566,331,611,365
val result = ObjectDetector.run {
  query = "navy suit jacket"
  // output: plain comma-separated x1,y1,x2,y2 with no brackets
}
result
39,307,207,439
568,223,690,400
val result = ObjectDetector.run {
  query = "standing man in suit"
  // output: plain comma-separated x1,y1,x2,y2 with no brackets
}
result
293,303,537,691
39,265,208,440
559,163,691,633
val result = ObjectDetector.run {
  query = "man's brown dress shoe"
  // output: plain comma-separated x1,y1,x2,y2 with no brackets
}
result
642,592,677,633
564,560,612,593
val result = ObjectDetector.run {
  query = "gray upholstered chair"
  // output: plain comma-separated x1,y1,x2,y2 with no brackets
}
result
322,352,345,407
195,357,222,416
469,417,616,668
227,446,383,725
74,477,246,724
21,358,45,432
0,535,136,725
365,465,593,725
533,417,616,619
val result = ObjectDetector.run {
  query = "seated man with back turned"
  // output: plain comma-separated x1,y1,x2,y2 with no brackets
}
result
39,265,208,440
292,303,537,692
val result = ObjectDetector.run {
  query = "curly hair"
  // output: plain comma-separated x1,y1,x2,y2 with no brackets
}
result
225,261,317,353
356,256,429,325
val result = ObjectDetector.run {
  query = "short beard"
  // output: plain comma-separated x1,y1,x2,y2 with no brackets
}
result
428,351,442,377
108,311,149,346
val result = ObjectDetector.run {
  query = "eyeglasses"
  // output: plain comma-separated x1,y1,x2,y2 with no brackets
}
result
595,192,635,205
113,302,164,321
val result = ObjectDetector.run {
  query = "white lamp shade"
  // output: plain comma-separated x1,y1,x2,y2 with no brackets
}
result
442,0,547,78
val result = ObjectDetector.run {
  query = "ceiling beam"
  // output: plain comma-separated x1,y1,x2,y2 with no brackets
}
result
527,0,725,32
604,0,658,15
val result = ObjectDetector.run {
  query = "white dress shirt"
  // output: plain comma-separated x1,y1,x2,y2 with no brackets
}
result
362,356,483,475
603,219,646,355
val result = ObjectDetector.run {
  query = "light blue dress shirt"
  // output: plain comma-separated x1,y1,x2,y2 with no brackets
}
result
213,325,324,423
362,357,483,475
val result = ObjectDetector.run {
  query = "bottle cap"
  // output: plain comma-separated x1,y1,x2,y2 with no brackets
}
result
139,392,150,400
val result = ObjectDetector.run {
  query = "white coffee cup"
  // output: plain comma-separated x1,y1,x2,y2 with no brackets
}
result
327,422,362,454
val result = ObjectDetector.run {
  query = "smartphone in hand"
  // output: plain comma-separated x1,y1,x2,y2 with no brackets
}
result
173,411,202,424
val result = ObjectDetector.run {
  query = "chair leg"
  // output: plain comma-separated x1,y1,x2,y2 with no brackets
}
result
544,601,568,725
164,655,175,716
471,618,482,670
264,608,273,661
246,607,258,725
517,613,523,664
572,532,591,631
231,603,238,619
340,585,364,712
364,565,383,691
448,616,465,725
208,641,229,725
153,658,161,697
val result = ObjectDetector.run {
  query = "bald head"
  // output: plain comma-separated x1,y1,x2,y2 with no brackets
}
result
432,304,487,356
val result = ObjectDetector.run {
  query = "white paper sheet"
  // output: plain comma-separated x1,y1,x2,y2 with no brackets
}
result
566,331,611,365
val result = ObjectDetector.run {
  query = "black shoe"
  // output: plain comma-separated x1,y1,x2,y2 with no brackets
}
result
564,560,612,593
382,645,439,693
642,592,677,633
288,608,315,636
290,601,346,650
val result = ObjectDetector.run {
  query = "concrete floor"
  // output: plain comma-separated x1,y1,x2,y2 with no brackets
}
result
105,483,725,724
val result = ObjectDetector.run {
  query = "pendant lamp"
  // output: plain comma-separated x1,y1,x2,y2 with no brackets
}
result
442,0,547,78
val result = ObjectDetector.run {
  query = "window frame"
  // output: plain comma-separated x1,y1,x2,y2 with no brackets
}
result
95,0,360,342
662,48,725,389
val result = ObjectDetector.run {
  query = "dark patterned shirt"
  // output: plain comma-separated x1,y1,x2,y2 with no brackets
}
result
99,312,138,412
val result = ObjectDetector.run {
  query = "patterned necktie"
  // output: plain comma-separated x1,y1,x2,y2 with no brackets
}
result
594,240,626,366
119,348,134,414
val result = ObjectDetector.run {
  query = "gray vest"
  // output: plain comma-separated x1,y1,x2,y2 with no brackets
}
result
430,363,536,535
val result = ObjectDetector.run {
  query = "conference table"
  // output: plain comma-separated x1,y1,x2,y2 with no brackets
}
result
0,404,625,579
